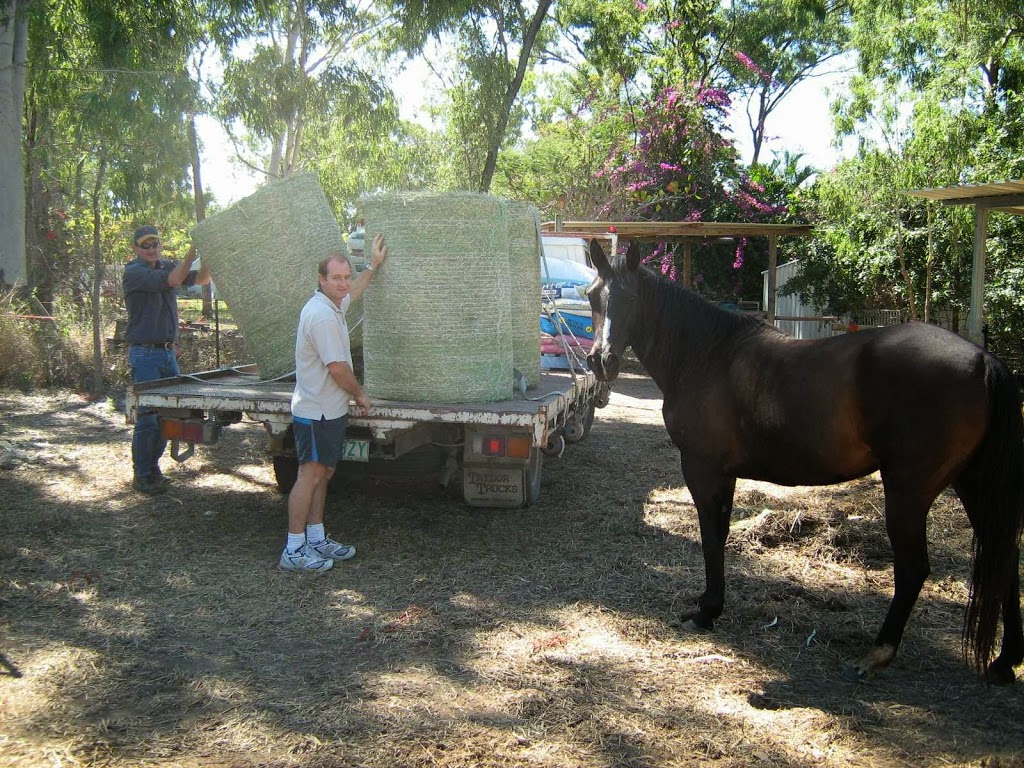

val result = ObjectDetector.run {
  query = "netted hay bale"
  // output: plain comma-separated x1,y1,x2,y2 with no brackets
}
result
361,192,513,403
191,173,346,379
506,201,542,388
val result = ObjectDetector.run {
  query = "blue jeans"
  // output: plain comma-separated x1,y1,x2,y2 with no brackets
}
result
129,345,180,480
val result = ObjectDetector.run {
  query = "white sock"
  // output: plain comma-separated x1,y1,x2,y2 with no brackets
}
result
286,532,305,553
306,523,326,544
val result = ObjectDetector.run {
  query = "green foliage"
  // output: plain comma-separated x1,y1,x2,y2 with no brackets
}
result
791,0,1024,358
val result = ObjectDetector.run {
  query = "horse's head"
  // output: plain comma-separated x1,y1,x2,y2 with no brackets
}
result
586,238,642,382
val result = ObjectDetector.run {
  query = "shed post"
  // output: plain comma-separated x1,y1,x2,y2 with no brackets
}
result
967,205,988,345
766,235,778,323
682,240,692,288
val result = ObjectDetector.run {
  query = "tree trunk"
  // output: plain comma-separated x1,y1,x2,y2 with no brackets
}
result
90,156,108,396
269,4,301,179
187,108,213,319
477,0,553,193
0,0,30,288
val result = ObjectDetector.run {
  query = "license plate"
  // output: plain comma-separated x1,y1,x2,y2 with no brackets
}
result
342,439,369,462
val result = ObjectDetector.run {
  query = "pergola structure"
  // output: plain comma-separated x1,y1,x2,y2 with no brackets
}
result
541,220,814,323
904,180,1024,344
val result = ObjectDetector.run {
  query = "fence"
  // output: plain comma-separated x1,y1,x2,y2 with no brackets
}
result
762,261,920,339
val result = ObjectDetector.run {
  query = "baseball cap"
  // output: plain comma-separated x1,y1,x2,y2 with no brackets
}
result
133,225,159,245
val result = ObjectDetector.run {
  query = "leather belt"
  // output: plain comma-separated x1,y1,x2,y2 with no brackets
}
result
131,341,175,349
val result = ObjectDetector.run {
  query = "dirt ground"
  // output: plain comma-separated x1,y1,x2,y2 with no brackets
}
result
1,372,1023,768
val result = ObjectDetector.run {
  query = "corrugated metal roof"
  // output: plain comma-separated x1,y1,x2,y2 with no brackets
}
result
904,180,1024,215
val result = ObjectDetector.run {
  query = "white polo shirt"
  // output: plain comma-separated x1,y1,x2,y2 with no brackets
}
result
291,290,353,420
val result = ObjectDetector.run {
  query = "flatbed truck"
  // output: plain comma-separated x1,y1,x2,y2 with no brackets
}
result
126,366,609,508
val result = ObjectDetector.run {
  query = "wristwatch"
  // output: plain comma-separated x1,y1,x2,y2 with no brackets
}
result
365,264,374,272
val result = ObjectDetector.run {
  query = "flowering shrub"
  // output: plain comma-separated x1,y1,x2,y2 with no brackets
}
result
597,82,791,297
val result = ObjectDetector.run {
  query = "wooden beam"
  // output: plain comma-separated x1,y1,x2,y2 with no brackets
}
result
539,221,814,239
939,192,1024,209
766,235,778,324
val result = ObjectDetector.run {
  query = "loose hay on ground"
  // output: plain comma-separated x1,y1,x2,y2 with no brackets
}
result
1,374,1022,768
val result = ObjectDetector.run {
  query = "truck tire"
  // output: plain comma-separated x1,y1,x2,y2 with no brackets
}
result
524,449,543,507
273,455,299,494
564,400,597,443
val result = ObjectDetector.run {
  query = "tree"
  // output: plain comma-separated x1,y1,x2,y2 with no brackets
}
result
384,0,556,192
0,0,29,288
721,0,849,165
23,0,203,392
212,0,393,186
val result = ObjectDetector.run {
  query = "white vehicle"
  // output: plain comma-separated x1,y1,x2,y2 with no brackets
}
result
541,235,590,268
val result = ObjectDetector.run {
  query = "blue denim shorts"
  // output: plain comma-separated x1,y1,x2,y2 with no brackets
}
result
293,415,348,468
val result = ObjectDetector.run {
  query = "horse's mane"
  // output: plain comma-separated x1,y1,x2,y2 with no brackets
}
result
611,255,781,374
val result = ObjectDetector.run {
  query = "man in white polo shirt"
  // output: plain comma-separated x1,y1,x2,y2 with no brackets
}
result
280,233,388,572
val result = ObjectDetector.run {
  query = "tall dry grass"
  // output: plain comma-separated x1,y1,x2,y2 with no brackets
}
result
0,291,103,392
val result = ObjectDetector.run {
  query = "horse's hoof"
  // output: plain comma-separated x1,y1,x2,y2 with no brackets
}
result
681,618,712,634
986,661,1017,686
842,662,868,683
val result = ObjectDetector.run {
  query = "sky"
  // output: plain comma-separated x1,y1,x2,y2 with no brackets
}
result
196,62,854,209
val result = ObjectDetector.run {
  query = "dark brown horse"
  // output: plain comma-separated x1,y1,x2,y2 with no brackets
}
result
586,238,1024,683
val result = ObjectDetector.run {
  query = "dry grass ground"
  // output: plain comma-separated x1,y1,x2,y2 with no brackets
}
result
1,372,1023,768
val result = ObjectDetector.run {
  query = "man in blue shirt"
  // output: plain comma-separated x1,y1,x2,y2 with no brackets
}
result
123,225,211,495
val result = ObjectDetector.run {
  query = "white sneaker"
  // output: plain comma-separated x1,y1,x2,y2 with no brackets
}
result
279,544,333,572
307,537,356,561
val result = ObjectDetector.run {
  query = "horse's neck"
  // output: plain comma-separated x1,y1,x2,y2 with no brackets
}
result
632,277,717,395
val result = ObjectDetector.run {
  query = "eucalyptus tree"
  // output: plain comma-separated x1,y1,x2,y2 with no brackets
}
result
381,0,556,193
0,0,29,288
793,101,990,334
24,0,203,392
720,0,849,165
815,0,1024,357
210,0,394,186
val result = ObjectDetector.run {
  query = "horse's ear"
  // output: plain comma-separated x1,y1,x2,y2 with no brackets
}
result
589,238,611,275
626,240,641,271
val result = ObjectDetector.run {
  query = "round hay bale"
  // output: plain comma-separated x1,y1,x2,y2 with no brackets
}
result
506,201,542,388
361,192,513,403
191,173,346,379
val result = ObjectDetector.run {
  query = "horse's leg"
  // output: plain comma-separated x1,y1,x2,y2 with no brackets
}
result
846,479,934,681
680,459,736,632
988,554,1023,684
954,475,1024,684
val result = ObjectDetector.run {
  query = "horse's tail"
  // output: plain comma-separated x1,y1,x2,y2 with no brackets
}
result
963,355,1024,677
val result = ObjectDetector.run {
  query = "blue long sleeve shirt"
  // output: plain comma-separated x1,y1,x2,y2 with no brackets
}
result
122,257,197,344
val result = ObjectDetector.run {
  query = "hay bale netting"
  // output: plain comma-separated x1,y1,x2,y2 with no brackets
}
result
505,201,542,388
191,173,346,378
361,192,513,403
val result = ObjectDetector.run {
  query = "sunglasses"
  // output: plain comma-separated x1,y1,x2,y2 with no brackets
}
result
137,241,160,250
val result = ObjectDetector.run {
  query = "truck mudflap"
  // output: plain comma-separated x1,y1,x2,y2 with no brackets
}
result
459,428,544,508
462,446,543,508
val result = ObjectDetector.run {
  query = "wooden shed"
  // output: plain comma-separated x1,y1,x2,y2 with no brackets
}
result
904,180,1024,344
540,220,814,323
